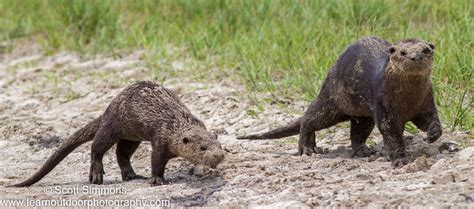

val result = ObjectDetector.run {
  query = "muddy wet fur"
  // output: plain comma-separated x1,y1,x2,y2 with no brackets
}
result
238,36,442,167
10,81,225,187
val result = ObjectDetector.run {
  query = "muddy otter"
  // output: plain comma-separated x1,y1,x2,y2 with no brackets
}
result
11,81,225,187
238,36,442,167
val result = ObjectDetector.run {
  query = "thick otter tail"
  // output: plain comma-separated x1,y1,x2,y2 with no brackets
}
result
237,118,301,140
9,117,102,187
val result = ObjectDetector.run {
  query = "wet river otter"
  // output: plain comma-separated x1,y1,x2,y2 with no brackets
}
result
11,81,225,187
238,36,442,167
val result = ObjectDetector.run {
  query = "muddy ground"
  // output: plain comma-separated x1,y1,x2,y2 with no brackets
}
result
0,41,473,207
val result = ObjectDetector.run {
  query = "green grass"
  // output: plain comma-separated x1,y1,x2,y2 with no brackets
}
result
0,0,472,131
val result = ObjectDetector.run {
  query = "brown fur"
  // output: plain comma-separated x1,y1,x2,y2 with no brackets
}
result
238,36,442,167
11,81,225,187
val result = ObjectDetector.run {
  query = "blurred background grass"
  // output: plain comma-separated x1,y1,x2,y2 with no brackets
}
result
0,0,472,131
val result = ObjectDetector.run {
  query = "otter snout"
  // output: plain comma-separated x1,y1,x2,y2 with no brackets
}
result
203,148,225,168
409,52,422,61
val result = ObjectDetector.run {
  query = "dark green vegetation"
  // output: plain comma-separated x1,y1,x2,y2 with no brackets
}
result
0,0,472,131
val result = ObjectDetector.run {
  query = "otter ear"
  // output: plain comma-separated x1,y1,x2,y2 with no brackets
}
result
388,46,396,54
429,43,435,50
183,137,190,144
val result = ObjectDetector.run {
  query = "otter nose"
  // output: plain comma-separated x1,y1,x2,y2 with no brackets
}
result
209,152,225,169
410,53,422,61
214,151,225,160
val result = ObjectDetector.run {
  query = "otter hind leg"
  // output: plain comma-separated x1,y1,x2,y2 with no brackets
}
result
350,117,376,157
89,124,120,184
298,98,349,156
116,139,146,181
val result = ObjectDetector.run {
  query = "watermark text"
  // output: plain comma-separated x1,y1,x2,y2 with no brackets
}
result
0,197,171,207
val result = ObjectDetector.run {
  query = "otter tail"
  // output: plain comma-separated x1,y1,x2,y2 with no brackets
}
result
237,118,301,140
9,117,102,187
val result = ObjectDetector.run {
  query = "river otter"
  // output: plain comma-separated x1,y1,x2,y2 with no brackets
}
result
238,36,442,167
11,81,225,187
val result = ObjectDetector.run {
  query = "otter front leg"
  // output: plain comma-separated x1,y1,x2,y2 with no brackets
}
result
116,140,146,181
89,125,120,184
298,97,348,156
375,110,408,167
350,117,375,157
150,144,170,186
412,110,442,143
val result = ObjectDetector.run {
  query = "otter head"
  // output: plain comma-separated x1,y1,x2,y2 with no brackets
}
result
173,128,225,168
388,39,435,75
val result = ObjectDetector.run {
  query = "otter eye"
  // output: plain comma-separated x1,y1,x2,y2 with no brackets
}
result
422,48,431,54
400,51,407,56
200,145,207,151
183,137,190,144
388,46,396,54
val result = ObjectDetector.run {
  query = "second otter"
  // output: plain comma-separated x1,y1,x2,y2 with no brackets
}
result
239,36,442,167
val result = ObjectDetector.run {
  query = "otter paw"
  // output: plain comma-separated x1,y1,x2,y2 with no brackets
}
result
391,158,410,168
297,145,322,156
352,145,377,158
122,173,147,181
424,124,442,143
300,146,315,156
150,177,166,186
89,170,104,184
367,151,384,162
425,134,440,143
